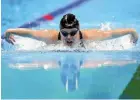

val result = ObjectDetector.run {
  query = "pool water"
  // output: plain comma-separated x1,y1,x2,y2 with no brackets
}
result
1,0,140,99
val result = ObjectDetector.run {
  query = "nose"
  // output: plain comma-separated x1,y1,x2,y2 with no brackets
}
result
67,34,72,39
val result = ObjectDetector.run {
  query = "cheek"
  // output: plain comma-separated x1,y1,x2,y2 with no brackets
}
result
72,34,78,40
61,35,66,40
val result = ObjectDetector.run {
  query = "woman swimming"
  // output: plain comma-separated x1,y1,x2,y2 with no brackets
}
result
4,13,139,46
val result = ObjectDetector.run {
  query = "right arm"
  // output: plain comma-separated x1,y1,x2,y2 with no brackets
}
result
4,28,59,44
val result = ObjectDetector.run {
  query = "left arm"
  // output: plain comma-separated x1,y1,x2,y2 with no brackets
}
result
107,28,138,42
82,28,138,43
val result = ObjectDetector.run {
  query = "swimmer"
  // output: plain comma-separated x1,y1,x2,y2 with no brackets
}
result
4,13,139,47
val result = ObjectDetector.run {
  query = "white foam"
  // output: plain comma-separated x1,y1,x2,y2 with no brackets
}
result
100,22,111,31
14,36,46,50
13,33,134,51
9,62,59,70
85,34,134,50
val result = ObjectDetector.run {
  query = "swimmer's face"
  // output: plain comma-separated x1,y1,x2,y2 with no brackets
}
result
60,28,79,46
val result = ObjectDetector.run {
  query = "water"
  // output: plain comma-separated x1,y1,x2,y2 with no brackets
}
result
1,0,140,99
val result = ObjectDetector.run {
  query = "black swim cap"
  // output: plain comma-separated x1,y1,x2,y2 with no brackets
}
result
60,13,79,29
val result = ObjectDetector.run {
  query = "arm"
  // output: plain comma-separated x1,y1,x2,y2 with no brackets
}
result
4,28,59,44
82,28,138,43
107,29,138,43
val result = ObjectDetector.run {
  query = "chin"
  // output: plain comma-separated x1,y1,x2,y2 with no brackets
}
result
66,42,73,46
67,43,73,46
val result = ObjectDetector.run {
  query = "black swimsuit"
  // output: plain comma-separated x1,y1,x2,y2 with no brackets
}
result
58,31,85,47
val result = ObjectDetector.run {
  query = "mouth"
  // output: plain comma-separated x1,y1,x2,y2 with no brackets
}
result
66,41,73,46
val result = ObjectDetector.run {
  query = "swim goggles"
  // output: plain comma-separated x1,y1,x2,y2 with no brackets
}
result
60,28,79,37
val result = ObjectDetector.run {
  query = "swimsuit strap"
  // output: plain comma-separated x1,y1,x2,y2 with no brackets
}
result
58,32,61,40
79,31,83,39
79,31,85,48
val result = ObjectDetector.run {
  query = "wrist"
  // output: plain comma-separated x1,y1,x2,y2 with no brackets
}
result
5,29,12,38
131,30,138,43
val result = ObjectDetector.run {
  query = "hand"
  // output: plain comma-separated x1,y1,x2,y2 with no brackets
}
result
4,31,15,45
130,30,139,44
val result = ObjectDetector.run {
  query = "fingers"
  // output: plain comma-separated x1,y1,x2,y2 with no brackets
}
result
130,34,138,44
5,38,15,45
6,39,14,45
132,32,138,44
5,34,16,45
9,35,15,42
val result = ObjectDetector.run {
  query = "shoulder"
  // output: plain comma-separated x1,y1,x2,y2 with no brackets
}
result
47,30,59,40
81,29,104,39
37,29,58,34
34,29,59,41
